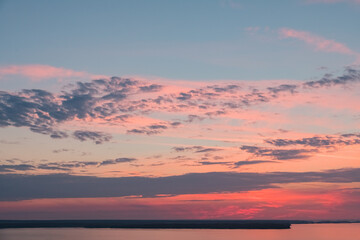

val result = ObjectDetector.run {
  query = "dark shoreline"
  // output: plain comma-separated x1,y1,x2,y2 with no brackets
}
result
0,220,291,229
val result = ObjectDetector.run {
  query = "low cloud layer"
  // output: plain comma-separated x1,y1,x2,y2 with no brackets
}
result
1,168,359,201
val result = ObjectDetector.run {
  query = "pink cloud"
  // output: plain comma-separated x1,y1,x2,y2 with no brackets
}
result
305,0,360,4
279,28,358,57
0,64,106,82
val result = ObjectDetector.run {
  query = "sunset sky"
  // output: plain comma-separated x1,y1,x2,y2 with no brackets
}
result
1,0,360,220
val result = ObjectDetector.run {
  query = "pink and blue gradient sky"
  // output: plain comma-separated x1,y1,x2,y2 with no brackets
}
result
0,0,360,220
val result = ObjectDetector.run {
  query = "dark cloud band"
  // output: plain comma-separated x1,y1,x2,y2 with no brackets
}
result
1,168,359,201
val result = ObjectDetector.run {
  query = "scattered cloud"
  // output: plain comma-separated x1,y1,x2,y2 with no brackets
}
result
0,157,137,173
240,145,317,160
52,148,72,154
173,146,223,153
139,84,163,92
73,130,112,144
127,122,180,135
265,134,360,147
198,161,231,166
303,67,360,87
99,158,137,166
0,68,359,143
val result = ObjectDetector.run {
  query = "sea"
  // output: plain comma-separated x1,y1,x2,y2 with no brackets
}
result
0,223,359,240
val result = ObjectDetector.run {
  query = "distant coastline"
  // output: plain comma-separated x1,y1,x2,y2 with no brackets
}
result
1,220,359,230
0,220,291,229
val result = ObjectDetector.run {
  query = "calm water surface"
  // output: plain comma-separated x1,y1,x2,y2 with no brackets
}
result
0,223,359,240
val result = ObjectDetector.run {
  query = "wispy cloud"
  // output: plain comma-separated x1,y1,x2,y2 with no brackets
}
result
0,164,35,173
279,28,359,62
305,0,360,4
127,122,181,135
99,158,137,166
233,160,275,168
265,134,360,147
240,145,317,160
0,65,106,82
0,157,137,173
173,146,223,153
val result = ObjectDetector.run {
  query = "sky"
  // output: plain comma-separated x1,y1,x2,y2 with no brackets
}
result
0,0,360,220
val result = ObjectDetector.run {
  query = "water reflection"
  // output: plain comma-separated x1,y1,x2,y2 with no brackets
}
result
0,223,358,240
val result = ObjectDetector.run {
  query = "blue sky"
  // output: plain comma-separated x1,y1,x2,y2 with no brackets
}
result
1,0,360,220
1,0,359,82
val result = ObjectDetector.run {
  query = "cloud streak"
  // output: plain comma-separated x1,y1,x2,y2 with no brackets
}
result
0,65,105,82
265,134,360,147
279,28,360,62
0,157,137,173
240,145,317,160
305,0,360,4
